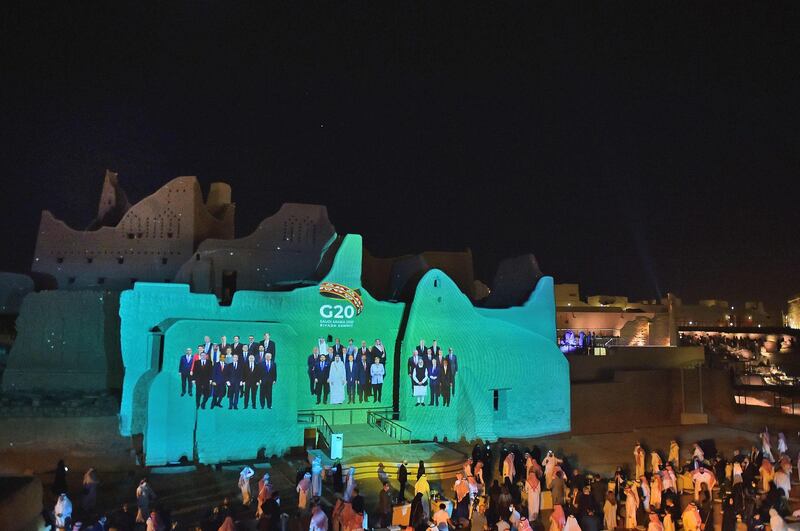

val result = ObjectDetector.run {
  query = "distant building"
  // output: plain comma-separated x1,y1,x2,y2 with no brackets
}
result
32,172,234,290
787,294,800,329
554,283,781,353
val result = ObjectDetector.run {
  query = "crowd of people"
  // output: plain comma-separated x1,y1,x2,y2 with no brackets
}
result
406,339,459,407
41,426,800,530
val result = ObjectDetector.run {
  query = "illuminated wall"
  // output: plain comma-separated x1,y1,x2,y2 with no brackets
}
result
399,273,570,440
119,234,570,464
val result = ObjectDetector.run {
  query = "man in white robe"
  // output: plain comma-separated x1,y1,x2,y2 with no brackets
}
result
239,466,255,505
54,493,72,530
633,443,645,479
661,464,676,494
623,486,638,529
328,354,346,404
692,466,715,501
312,457,324,497
650,452,662,474
668,440,680,469
760,429,774,462
543,451,562,488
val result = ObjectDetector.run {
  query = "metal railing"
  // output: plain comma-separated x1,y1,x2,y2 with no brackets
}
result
367,410,412,443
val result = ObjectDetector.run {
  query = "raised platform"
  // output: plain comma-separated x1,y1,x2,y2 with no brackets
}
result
309,430,466,482
330,423,399,447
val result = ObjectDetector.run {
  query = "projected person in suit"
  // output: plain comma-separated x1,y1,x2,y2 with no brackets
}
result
358,341,371,363
314,353,331,405
446,347,458,396
371,355,385,403
225,353,244,410
255,344,267,364
202,335,213,355
415,339,427,357
178,347,194,397
346,338,357,359
431,339,442,357
355,352,371,403
243,353,261,409
218,335,229,353
261,332,276,360
440,358,452,407
231,335,242,356
428,357,441,406
371,339,387,365
210,344,222,364
424,348,435,370
259,353,277,409
240,345,250,367
345,353,357,404
307,347,320,395
246,335,258,356
332,338,344,359
191,351,212,409
211,353,227,408
224,346,234,364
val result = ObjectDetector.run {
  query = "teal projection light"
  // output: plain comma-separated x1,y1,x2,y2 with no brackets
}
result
118,234,569,465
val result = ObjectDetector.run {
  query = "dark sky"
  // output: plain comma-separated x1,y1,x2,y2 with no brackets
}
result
2,3,799,309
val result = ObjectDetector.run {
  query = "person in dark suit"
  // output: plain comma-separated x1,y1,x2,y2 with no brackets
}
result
255,344,267,364
231,335,242,356
191,351,212,409
344,353,357,404
431,339,442,357
424,348,435,370
307,347,320,395
178,347,194,396
261,332,276,360
332,338,344,359
446,347,458,396
211,353,227,409
313,354,331,404
346,338,357,359
202,335,213,355
415,339,427,357
358,341,371,364
398,460,409,501
440,358,452,407
407,350,421,391
354,352,371,403
428,358,441,406
246,335,258,356
240,344,250,366
259,353,277,409
225,353,244,409
242,353,261,409
217,335,229,354
371,339,387,365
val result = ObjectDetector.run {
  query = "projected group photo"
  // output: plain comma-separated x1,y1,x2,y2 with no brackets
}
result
178,333,279,410
306,337,388,405
407,339,459,407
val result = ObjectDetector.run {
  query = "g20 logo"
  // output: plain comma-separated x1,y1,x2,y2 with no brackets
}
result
320,304,356,319
318,282,364,319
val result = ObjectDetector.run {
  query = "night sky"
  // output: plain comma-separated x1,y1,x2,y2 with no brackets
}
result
2,4,799,309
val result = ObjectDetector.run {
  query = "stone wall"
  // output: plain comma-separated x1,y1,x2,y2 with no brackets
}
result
2,290,122,393
570,369,683,434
